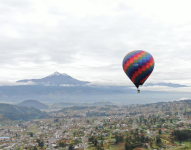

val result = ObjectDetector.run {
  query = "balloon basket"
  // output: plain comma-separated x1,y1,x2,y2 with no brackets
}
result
137,89,140,93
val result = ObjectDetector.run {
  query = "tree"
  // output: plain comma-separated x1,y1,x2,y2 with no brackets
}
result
54,118,59,122
158,129,162,135
29,132,33,137
89,136,95,143
30,146,37,150
58,140,66,147
69,144,74,150
135,128,139,136
125,142,133,150
174,130,191,141
141,135,145,143
101,140,103,147
150,141,153,147
73,132,76,138
37,139,44,148
96,145,103,150
94,139,98,146
115,134,119,144
156,136,162,147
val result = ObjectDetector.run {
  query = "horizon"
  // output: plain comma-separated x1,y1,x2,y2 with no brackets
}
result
1,0,191,93
0,71,190,104
0,71,190,93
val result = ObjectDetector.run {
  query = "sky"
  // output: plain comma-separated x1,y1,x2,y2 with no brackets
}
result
1,0,191,92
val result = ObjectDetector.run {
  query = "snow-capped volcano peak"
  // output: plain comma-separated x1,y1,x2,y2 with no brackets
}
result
17,72,90,86
47,71,69,77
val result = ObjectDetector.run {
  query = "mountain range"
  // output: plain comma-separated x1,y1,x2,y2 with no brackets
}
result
0,72,190,104
0,72,130,103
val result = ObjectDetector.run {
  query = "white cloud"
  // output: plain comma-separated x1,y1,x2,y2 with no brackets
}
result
0,0,191,92
89,79,133,86
0,81,36,86
140,86,191,93
179,97,190,101
126,0,191,25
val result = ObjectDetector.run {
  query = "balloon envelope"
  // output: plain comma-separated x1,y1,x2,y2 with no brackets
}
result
122,50,154,88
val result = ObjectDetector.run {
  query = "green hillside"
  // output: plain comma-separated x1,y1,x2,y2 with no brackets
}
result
0,103,48,121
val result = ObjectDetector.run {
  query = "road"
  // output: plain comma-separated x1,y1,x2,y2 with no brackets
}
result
82,136,86,150
82,128,92,150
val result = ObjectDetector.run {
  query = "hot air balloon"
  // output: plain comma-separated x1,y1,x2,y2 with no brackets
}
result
122,50,154,93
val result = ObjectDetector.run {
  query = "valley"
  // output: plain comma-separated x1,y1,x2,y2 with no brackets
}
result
1,100,191,149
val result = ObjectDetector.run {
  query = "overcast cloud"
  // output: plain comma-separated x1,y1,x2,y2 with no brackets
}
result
1,0,191,92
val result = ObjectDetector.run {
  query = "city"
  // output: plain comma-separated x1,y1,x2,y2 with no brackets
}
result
1,100,191,149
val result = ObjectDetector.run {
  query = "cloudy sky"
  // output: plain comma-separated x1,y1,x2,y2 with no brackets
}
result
1,0,191,92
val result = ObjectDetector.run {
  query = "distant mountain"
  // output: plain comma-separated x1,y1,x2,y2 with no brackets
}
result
18,100,49,109
17,71,90,86
0,83,180,104
92,101,113,106
146,82,189,88
0,85,134,103
51,101,113,108
0,72,188,104
0,103,47,121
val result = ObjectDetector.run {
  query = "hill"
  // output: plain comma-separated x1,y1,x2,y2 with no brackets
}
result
0,103,48,121
18,100,49,109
